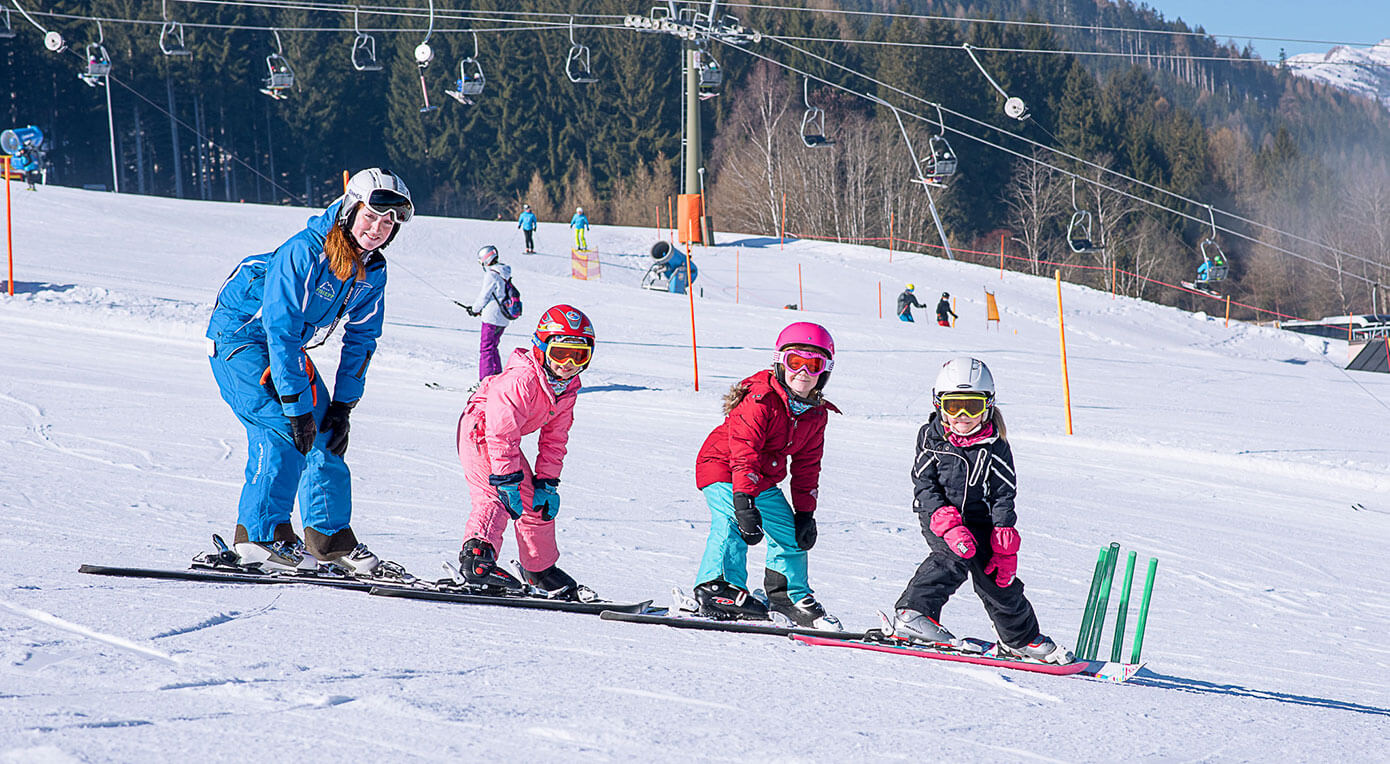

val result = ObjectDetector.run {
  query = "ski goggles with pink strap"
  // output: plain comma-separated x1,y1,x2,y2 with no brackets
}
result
773,348,833,376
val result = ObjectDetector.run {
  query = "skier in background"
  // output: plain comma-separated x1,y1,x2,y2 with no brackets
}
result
691,322,843,629
570,206,590,251
897,283,926,322
206,168,413,577
460,245,513,380
455,305,597,599
884,357,1072,664
936,292,957,327
518,203,538,254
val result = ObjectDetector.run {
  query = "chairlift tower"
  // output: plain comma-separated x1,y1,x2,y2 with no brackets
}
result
623,2,759,244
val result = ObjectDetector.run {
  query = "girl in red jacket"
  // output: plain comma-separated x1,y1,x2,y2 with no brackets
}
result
691,322,842,628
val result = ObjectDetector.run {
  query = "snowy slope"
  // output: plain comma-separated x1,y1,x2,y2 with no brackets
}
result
2,186,1388,761
1287,39,1390,109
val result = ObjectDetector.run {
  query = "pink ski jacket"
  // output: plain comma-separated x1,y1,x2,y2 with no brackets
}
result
457,347,580,479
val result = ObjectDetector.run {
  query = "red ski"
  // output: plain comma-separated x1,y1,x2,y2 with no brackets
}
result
791,633,1089,676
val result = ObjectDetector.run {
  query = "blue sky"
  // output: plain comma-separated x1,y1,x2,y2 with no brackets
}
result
1144,1,1389,60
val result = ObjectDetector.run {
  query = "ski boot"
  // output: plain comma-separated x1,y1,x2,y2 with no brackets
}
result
884,608,957,646
693,579,771,621
521,564,594,602
769,594,844,631
998,633,1075,664
456,539,524,592
305,526,413,582
224,523,316,573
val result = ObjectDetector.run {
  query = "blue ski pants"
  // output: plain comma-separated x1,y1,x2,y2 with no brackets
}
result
209,340,353,542
696,483,811,600
898,312,914,322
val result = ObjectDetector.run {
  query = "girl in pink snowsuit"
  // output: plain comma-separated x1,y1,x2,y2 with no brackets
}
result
455,304,595,597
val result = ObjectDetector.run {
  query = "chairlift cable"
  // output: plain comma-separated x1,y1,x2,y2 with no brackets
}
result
723,38,1382,287
760,34,1384,272
710,1,1384,51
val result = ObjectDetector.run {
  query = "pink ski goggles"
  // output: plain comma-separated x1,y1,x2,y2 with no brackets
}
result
774,348,833,376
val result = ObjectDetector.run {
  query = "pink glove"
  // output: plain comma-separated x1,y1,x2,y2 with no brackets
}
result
929,505,976,559
983,527,1021,587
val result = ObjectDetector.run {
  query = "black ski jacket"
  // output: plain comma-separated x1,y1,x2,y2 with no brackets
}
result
935,298,957,322
911,413,1017,534
897,290,925,316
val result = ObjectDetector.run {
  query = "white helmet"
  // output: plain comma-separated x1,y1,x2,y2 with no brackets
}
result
576,206,584,214
339,168,413,226
932,357,995,403
477,245,499,266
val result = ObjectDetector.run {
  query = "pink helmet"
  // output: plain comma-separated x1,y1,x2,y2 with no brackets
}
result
775,321,834,358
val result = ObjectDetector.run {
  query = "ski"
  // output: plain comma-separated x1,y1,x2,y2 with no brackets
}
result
368,586,653,615
599,610,868,639
79,563,414,593
789,633,1150,681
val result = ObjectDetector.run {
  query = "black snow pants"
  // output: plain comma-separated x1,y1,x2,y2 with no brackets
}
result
522,228,535,252
895,523,1041,648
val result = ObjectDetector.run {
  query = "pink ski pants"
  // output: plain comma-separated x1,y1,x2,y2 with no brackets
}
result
458,428,560,572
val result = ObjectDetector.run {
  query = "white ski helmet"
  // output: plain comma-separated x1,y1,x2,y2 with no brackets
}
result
339,168,414,226
477,245,500,266
576,206,584,214
932,357,995,405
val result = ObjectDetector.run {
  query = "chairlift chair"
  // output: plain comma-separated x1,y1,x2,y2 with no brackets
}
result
1197,205,1228,282
446,31,485,105
1066,178,1102,254
565,17,597,84
350,9,382,72
259,31,294,100
920,107,956,187
159,2,190,56
800,79,832,148
693,49,721,98
79,42,112,87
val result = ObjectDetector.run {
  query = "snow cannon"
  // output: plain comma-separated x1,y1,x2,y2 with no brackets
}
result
1,126,45,173
640,241,698,294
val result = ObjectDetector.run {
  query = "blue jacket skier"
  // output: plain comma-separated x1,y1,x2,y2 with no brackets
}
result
518,204,538,253
206,168,413,575
570,207,590,251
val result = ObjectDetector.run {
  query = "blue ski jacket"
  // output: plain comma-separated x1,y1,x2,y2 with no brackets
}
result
518,210,538,231
207,200,387,417
570,212,589,230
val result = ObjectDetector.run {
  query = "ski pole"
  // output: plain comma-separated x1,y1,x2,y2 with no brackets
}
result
1130,557,1159,664
1076,545,1109,657
1086,542,1121,660
1111,550,1137,663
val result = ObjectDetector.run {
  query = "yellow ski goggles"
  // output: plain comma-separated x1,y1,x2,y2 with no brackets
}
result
937,393,990,418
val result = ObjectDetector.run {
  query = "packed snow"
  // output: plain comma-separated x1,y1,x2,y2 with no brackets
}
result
2,185,1388,761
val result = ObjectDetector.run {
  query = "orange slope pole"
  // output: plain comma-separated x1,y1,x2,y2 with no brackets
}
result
1056,270,1074,435
5,156,12,296
686,224,699,392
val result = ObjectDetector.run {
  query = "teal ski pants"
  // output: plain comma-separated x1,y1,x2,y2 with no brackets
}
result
696,483,811,600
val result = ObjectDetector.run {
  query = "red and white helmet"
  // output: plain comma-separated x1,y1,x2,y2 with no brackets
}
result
533,304,595,350
477,245,499,266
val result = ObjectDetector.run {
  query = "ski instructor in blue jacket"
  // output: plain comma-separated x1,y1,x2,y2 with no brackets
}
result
206,168,412,577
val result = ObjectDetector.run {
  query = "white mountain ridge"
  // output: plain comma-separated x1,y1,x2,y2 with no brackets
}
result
1286,38,1390,109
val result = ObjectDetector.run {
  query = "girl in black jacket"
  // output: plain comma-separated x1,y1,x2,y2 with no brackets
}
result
887,357,1072,664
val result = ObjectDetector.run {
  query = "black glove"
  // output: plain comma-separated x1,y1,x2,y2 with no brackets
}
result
288,412,317,455
322,401,354,457
733,492,763,545
793,511,817,550
454,300,480,316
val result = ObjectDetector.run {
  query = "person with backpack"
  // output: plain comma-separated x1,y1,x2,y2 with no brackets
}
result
897,283,926,322
570,206,590,252
518,203,538,254
461,245,521,380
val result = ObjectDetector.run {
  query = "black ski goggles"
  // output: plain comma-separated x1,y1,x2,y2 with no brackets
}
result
365,189,414,224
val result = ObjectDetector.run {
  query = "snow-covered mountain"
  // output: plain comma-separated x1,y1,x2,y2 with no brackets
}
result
1286,39,1390,109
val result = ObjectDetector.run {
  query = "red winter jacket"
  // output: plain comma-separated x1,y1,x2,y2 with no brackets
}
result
695,370,839,514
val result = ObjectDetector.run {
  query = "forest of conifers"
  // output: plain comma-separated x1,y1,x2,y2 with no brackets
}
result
4,1,1389,320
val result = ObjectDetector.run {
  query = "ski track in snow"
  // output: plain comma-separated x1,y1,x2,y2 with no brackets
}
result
2,187,1389,759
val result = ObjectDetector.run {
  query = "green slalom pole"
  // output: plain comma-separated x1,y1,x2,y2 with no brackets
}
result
1110,550,1138,663
1085,542,1121,660
1130,557,1159,664
1076,546,1109,657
